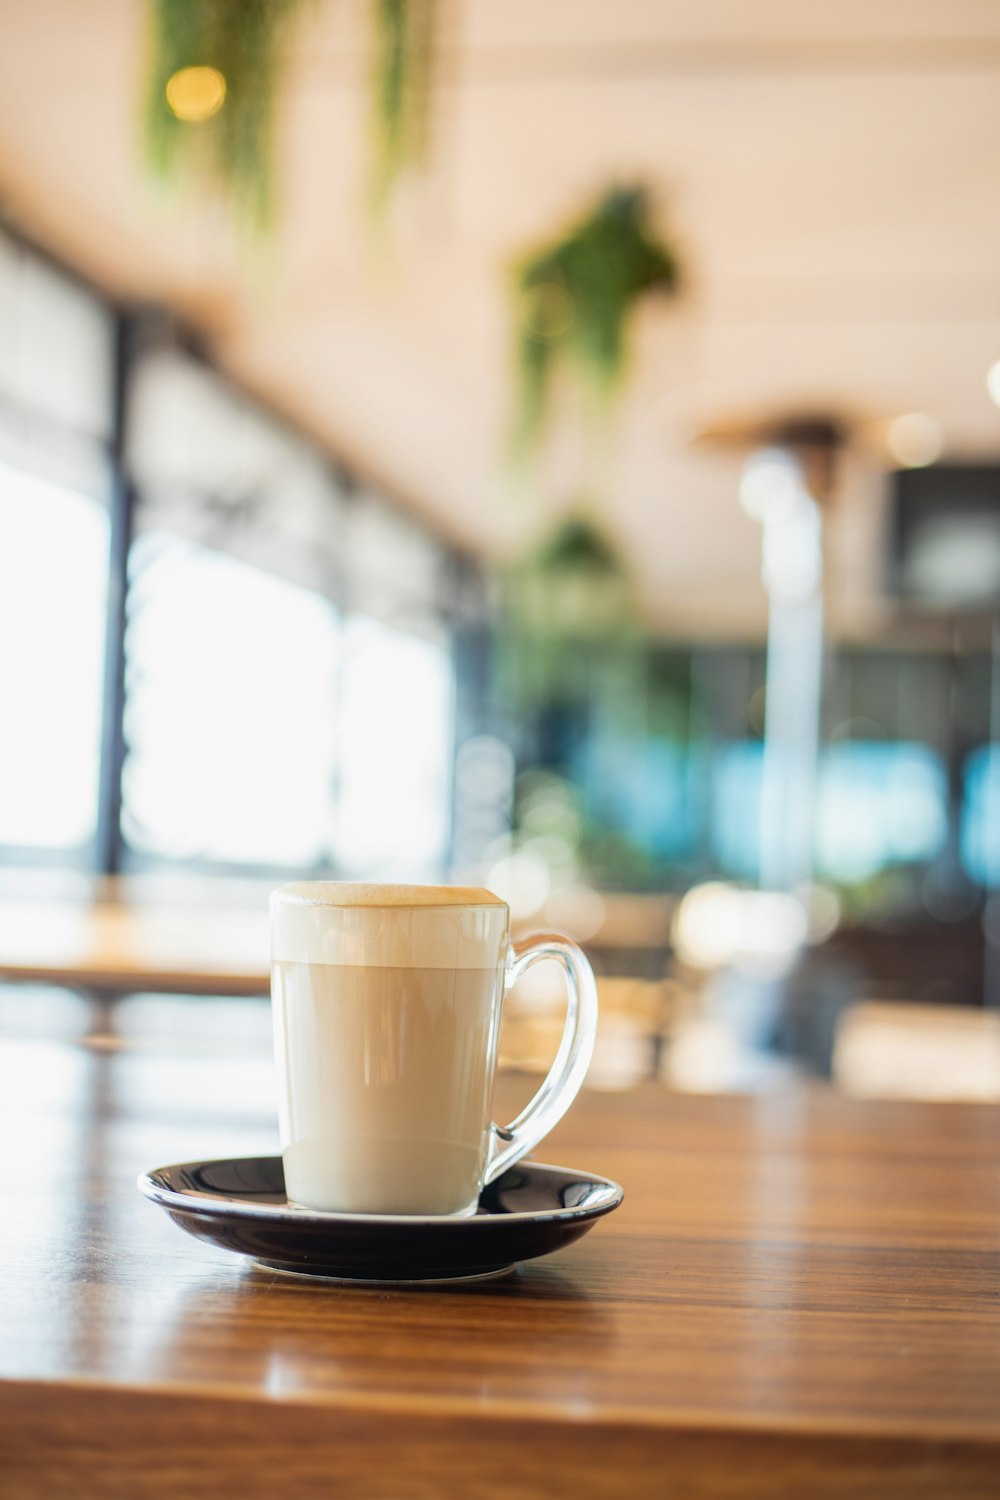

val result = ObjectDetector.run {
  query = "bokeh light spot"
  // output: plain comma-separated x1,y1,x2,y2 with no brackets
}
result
165,66,227,123
887,412,942,469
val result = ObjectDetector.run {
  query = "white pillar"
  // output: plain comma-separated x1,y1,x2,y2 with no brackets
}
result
740,450,824,894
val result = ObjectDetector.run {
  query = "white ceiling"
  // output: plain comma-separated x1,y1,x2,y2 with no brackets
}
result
2,0,1000,636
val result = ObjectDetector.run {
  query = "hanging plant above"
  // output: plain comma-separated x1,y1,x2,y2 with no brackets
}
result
508,514,635,639
513,186,681,450
144,0,305,229
500,512,642,710
143,0,439,235
370,0,439,218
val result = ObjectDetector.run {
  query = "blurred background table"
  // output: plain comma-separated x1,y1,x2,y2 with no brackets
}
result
0,890,270,997
0,1012,998,1499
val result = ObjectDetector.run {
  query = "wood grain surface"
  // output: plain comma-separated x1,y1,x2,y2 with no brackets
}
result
0,1011,999,1497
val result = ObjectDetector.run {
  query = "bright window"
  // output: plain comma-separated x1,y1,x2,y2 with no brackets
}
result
122,535,341,866
335,616,454,879
0,462,108,850
962,747,1000,887
816,743,946,884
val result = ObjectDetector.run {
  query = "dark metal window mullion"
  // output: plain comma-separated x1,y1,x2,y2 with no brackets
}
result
94,313,137,877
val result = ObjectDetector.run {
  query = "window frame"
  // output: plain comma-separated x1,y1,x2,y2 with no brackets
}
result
0,220,476,881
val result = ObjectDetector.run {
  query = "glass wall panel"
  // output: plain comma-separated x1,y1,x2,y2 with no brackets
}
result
0,231,113,864
122,535,340,865
0,226,113,438
962,747,1000,887
128,348,345,598
334,615,454,880
0,462,108,851
122,344,349,869
815,743,947,885
121,343,457,878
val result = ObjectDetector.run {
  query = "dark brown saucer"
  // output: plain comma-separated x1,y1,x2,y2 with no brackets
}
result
138,1156,623,1284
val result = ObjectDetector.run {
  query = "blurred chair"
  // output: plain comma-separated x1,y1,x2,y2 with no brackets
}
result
833,1001,1000,1102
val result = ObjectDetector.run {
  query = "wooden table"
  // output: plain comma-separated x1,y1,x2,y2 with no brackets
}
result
1,1021,999,1497
0,898,271,996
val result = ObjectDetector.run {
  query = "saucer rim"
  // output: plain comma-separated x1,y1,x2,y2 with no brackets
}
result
138,1156,624,1228
254,1259,518,1287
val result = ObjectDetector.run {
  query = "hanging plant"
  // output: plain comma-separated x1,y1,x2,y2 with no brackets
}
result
509,515,633,639
513,186,681,450
144,0,305,229
369,0,439,218
500,513,642,712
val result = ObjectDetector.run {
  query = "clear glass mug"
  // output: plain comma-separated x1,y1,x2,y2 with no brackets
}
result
270,882,598,1216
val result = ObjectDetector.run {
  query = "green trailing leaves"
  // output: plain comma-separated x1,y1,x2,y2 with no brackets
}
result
144,0,439,232
514,186,680,450
503,190,679,701
370,0,437,217
144,0,304,229
500,513,641,710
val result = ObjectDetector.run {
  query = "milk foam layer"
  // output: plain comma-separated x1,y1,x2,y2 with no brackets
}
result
271,883,509,969
275,881,505,908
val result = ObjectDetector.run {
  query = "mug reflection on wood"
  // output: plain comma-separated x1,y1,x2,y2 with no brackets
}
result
270,882,598,1217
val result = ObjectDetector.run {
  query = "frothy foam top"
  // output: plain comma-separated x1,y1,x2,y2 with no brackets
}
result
274,882,505,909
270,883,509,968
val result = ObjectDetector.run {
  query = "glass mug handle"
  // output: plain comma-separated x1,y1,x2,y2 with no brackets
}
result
484,932,599,1186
